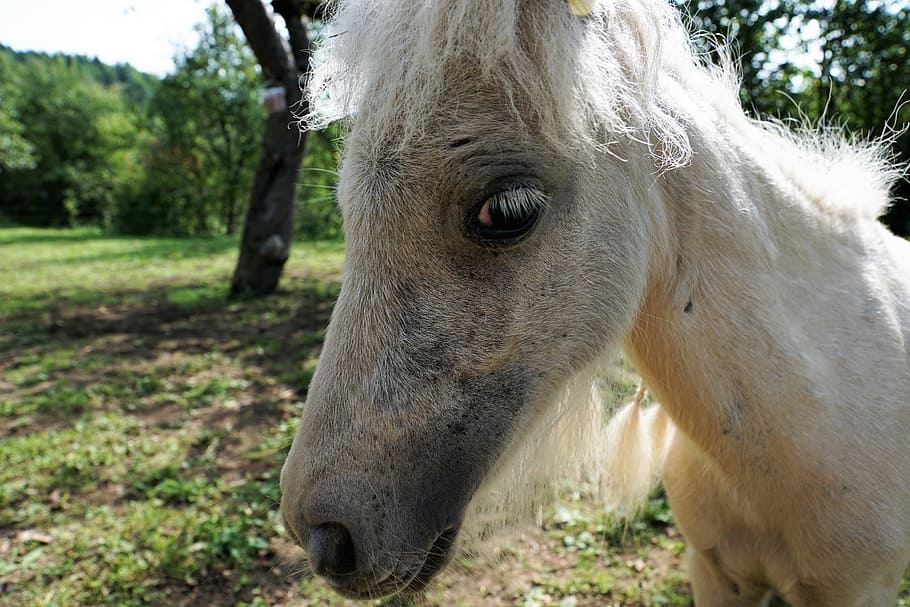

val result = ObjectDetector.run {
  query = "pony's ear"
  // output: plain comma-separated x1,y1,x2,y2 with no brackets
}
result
566,0,596,16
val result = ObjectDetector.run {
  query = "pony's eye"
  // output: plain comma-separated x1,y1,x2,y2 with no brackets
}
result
471,188,546,243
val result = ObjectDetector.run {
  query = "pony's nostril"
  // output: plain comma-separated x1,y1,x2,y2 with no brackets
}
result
308,522,357,578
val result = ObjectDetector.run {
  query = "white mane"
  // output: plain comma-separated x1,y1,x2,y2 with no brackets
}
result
304,0,702,166
304,0,901,220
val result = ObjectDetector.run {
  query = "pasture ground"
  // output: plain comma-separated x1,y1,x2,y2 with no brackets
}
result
1,227,907,607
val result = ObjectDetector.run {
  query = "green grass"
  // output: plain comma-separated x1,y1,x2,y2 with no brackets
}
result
0,227,343,606
0,226,907,607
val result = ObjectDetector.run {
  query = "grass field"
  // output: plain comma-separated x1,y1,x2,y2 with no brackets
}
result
1,227,907,607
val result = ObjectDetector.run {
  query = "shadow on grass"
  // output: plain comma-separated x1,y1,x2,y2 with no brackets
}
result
0,269,347,606
1,282,230,340
1,275,340,436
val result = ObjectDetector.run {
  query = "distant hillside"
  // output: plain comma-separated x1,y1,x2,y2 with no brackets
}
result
0,45,164,226
0,44,159,107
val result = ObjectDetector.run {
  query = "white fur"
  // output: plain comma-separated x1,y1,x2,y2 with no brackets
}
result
298,0,910,604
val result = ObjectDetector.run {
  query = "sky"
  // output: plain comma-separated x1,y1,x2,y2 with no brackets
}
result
0,0,212,76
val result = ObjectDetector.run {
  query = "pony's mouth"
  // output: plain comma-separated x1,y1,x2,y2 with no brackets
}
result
327,526,460,600
407,526,459,590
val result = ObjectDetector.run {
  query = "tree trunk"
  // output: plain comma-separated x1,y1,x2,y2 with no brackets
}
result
226,0,312,295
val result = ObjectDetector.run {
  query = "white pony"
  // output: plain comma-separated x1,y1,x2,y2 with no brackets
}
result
279,0,910,604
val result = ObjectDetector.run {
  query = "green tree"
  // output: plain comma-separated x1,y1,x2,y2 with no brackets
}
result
116,5,263,235
0,54,141,226
679,0,803,114
0,54,35,173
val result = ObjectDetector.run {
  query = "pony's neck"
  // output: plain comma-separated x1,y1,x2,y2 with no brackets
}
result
623,106,871,474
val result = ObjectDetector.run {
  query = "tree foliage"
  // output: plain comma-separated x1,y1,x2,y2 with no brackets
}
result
0,47,152,226
116,5,263,235
0,55,36,172
680,0,910,234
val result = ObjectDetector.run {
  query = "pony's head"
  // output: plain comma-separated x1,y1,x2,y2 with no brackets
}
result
280,0,695,598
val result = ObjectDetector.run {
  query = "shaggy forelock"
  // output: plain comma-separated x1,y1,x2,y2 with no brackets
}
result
304,0,703,166
305,0,902,220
